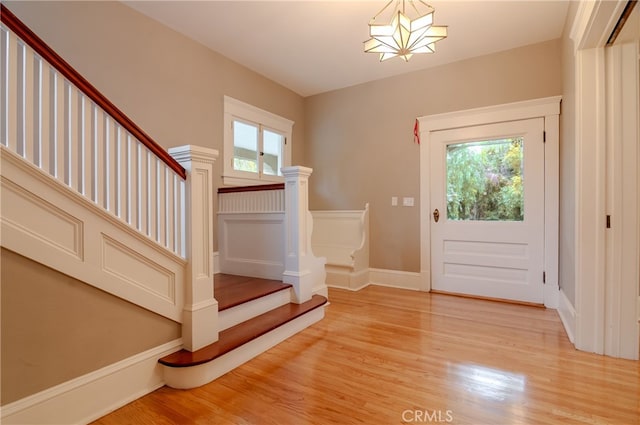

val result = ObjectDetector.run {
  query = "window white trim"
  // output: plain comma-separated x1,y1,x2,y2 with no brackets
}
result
223,96,293,186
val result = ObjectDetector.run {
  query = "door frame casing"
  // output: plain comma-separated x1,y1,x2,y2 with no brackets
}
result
569,0,638,358
418,96,561,308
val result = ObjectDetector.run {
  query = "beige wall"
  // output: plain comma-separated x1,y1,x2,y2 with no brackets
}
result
305,39,563,272
559,1,580,307
0,249,181,405
4,0,307,252
4,0,563,274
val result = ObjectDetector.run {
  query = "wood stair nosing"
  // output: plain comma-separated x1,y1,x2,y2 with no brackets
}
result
159,294,327,368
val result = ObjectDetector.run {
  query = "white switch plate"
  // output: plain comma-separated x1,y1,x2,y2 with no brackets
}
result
403,197,414,207
391,196,398,206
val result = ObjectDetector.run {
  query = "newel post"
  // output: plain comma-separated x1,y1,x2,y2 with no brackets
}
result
169,145,219,351
282,166,317,303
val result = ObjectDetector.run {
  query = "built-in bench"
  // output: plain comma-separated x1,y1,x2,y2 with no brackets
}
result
311,204,369,290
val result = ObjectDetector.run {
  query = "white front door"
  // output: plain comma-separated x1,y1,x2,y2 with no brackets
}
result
430,118,545,304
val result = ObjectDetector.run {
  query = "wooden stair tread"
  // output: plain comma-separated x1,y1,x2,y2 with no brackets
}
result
160,295,327,368
215,274,292,311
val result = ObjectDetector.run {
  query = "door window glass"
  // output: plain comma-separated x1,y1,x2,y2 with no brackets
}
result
446,138,524,221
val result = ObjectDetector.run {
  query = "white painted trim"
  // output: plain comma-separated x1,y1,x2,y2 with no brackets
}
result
604,41,640,360
418,96,561,307
218,189,284,213
1,339,182,425
324,267,370,291
213,251,220,274
163,307,324,389
558,289,576,344
1,148,186,322
544,113,560,309
570,0,631,357
573,39,607,356
222,96,293,186
419,96,561,132
369,268,422,291
570,0,628,51
218,212,285,280
218,287,292,331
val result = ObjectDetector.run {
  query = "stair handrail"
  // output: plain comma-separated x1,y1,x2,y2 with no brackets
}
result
0,4,185,179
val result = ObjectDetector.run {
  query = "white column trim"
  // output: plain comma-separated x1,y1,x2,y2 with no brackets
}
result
169,145,219,351
281,166,327,303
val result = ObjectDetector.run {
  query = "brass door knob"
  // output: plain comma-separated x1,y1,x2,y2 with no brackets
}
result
433,209,440,223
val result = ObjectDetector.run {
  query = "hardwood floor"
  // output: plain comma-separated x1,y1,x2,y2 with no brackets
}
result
93,286,640,425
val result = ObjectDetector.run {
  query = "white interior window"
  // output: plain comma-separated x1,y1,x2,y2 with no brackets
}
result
223,96,293,186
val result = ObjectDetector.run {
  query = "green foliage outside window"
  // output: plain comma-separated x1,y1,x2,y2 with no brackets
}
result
446,138,524,221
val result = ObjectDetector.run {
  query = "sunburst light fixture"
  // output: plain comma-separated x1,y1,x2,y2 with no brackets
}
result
364,0,448,62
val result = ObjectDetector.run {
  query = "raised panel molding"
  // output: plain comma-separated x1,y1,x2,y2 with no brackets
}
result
218,213,285,280
102,234,176,303
1,178,84,260
1,147,186,322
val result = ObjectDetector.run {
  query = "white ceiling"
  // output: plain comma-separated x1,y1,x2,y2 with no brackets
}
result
124,0,570,97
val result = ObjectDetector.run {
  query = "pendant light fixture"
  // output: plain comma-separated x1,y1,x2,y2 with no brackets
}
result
364,0,448,62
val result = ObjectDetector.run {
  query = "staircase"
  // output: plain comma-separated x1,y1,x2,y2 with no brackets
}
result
159,274,327,388
0,5,327,423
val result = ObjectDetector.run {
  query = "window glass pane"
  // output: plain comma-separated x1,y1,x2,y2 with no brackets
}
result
262,129,284,176
446,138,524,221
233,120,259,173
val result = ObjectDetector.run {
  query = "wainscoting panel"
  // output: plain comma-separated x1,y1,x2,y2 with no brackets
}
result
1,148,186,322
218,213,285,280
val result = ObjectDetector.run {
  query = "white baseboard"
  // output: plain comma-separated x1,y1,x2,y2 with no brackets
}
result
557,289,576,343
327,281,370,292
325,267,370,291
163,307,324,389
1,339,182,425
369,268,422,291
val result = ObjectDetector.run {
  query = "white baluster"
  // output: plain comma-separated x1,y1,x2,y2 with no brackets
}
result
113,123,121,216
105,116,117,212
16,40,26,157
166,167,174,251
79,96,92,197
116,125,127,219
4,29,18,151
173,174,182,255
38,58,51,174
157,161,166,246
52,71,64,181
23,44,35,163
1,27,10,147
64,81,79,189
137,144,148,234
92,105,104,205
148,152,157,240
127,134,138,227
30,53,42,167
